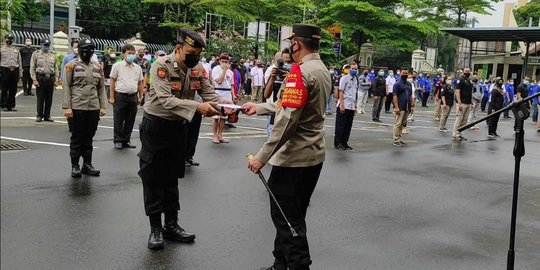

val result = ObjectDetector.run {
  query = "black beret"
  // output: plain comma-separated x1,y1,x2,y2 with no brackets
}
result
285,24,321,41
178,29,206,48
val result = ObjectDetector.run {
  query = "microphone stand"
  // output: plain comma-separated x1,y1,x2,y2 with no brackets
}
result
457,91,540,270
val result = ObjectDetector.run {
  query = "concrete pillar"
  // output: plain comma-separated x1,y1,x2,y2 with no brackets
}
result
502,63,510,80
492,63,498,79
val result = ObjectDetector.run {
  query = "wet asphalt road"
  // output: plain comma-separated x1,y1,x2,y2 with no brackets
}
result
1,90,539,270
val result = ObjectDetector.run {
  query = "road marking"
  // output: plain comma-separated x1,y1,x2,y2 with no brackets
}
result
1,135,71,147
15,90,24,98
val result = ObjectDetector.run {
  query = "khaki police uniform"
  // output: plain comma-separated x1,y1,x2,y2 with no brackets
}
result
139,50,227,227
31,49,57,120
252,24,331,270
0,43,23,110
62,58,107,166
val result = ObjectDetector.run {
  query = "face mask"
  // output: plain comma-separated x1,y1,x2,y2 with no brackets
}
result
509,81,513,84
6,39,13,45
139,53,144,57
109,53,116,58
80,49,94,63
523,80,529,85
388,72,394,76
126,54,137,62
497,83,503,87
289,42,299,63
401,75,408,81
446,80,452,84
464,72,471,78
25,41,31,46
363,72,368,76
184,53,201,68
472,79,478,83
42,44,50,51
349,70,358,77
378,72,385,76
407,78,413,83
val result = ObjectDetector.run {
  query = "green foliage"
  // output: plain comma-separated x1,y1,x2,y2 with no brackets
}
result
1,0,24,40
78,0,145,39
11,0,48,31
514,1,540,27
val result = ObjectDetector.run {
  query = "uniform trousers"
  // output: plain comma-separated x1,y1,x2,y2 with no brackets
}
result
70,110,99,164
36,75,55,119
268,163,323,270
439,105,453,129
0,67,19,109
113,92,138,144
488,109,501,135
22,66,33,94
434,99,442,119
421,91,430,106
334,108,354,147
452,103,472,137
138,113,186,217
393,111,409,143
356,90,368,112
186,112,202,159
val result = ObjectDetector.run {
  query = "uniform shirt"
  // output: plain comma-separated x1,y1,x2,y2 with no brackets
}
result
337,74,358,110
505,83,515,102
30,50,57,81
423,78,431,92
110,60,143,94
253,53,331,167
19,46,36,67
211,65,234,90
530,84,540,105
393,78,413,112
456,75,473,104
0,46,23,77
250,66,264,86
385,75,396,94
144,52,226,122
62,59,107,110
440,84,454,106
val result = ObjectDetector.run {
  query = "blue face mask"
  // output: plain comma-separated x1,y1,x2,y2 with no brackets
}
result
42,44,50,51
126,54,137,62
349,70,358,77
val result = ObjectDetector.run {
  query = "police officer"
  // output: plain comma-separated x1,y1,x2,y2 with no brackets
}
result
62,39,107,178
31,38,58,122
0,34,23,111
243,24,332,270
20,37,36,96
140,29,232,250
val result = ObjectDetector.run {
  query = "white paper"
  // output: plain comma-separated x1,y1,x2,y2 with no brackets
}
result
217,104,243,109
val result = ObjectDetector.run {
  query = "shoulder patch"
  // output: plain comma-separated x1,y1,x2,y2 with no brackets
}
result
157,68,168,79
190,68,200,77
65,64,73,73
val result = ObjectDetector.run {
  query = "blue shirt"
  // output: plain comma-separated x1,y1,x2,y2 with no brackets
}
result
505,83,515,102
482,83,489,97
423,78,431,92
393,78,413,111
61,53,77,80
529,84,539,105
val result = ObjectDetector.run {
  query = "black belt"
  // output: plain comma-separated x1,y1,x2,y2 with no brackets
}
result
215,88,231,91
1,66,18,71
117,92,137,96
143,112,186,125
37,73,54,79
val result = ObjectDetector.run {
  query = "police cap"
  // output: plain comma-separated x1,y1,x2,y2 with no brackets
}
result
177,29,206,48
41,37,51,44
5,34,14,39
78,38,95,49
285,24,321,41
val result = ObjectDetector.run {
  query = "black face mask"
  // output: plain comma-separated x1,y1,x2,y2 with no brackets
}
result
496,82,503,87
401,75,408,81
6,39,13,45
184,53,200,68
464,72,471,78
80,49,94,63
472,79,478,83
289,42,299,63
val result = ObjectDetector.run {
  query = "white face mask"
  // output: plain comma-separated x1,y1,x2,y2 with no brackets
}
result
446,80,452,84
407,78,413,82
25,41,31,46
109,53,116,58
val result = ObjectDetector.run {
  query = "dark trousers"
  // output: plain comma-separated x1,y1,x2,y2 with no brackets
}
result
268,163,322,270
384,92,393,112
422,91,430,106
36,76,55,118
70,110,100,165
22,66,33,94
334,108,354,147
0,67,19,109
186,112,202,159
372,96,383,120
481,96,489,112
113,92,138,144
488,111,501,135
138,114,186,216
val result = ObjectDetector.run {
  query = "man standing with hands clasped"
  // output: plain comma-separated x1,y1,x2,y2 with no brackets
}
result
30,38,58,122
109,44,144,149
242,24,331,270
452,67,474,141
392,69,414,147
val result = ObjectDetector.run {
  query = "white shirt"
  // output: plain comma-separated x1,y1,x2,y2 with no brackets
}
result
385,76,396,94
202,62,211,80
251,66,264,86
211,65,234,90
110,61,143,94
337,74,359,110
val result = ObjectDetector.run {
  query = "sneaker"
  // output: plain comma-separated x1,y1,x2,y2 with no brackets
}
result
494,133,500,138
399,140,407,146
487,134,496,140
392,141,404,147
439,127,448,132
471,126,479,130
343,144,353,150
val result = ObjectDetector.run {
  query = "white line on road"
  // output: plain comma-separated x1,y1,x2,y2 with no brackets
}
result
1,136,71,147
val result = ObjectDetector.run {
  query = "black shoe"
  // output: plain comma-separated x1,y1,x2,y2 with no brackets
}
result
36,116,43,122
28,92,34,96
114,142,123,149
225,123,237,128
44,118,54,122
81,163,100,176
334,144,345,150
373,119,383,123
393,141,404,147
148,227,165,250
343,144,353,150
259,266,287,270
185,160,192,167
122,142,136,149
186,158,199,166
162,223,195,243
494,133,500,138
1,108,8,111
24,93,29,96
71,164,82,178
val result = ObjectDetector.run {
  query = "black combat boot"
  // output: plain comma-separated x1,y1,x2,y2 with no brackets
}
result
71,157,81,178
162,212,195,242
148,227,164,250
81,163,100,176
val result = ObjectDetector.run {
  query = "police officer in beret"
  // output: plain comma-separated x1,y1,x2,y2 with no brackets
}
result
242,24,332,270
1,34,23,111
30,37,58,122
62,39,107,177
140,29,233,250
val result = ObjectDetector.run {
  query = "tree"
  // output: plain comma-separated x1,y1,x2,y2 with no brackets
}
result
78,0,145,39
11,0,48,32
0,0,24,41
514,1,540,27
428,0,499,27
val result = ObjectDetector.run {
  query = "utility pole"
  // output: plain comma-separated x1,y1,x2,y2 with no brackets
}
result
49,0,54,49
